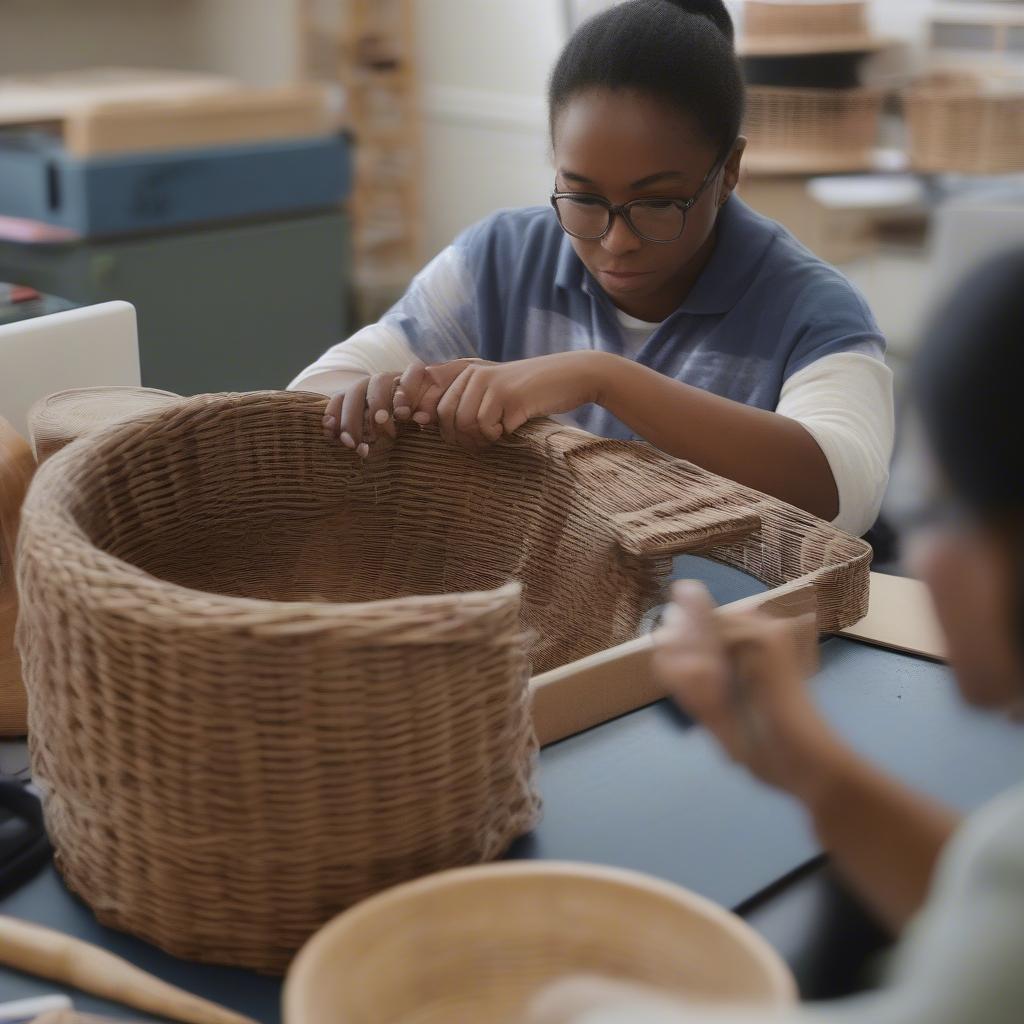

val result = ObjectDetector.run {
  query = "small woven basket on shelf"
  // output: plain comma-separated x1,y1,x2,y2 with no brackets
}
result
740,0,885,56
743,86,884,174
17,391,870,972
284,862,796,1023
905,74,1024,175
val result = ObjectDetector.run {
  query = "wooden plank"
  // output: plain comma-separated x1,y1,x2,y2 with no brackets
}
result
530,583,820,747
63,86,337,158
839,572,947,662
0,68,235,127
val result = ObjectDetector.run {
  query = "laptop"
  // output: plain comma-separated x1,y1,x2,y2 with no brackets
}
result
0,300,139,438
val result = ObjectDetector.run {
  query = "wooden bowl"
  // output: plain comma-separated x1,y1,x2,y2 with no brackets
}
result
284,862,796,1024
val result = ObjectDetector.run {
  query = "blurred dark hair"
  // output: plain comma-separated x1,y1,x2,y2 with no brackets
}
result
913,249,1024,522
548,0,744,159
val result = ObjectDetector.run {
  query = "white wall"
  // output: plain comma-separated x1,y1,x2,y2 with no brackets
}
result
0,0,204,76
415,0,564,256
192,0,302,87
0,0,300,86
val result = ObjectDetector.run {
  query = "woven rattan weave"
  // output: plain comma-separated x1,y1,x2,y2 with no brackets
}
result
905,75,1024,175
744,86,883,174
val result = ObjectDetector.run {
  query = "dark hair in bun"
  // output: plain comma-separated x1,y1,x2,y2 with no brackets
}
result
548,0,744,158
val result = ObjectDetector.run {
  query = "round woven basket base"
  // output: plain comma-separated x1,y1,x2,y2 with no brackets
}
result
28,385,180,463
284,862,797,1024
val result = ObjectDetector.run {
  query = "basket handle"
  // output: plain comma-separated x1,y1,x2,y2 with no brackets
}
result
547,430,763,558
610,499,761,558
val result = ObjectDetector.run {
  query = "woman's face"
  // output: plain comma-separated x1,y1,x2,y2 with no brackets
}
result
907,522,1024,712
551,88,743,321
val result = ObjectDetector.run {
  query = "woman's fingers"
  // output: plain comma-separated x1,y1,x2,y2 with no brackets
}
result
436,368,476,445
322,391,345,441
366,373,399,442
476,388,505,443
338,377,370,451
393,360,429,421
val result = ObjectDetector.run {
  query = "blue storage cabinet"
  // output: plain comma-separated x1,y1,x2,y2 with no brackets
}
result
0,210,351,396
0,131,352,237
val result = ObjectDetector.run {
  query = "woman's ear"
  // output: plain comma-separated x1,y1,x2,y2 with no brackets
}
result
720,137,746,206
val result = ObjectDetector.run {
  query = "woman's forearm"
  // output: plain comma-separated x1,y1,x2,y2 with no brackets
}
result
590,352,840,520
288,369,368,397
802,746,960,933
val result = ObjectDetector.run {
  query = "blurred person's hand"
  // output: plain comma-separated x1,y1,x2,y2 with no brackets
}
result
525,975,692,1024
654,582,847,804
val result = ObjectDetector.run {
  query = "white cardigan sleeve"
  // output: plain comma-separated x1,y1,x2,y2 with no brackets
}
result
776,352,894,537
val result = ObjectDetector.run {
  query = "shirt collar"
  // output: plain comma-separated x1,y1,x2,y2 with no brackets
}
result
553,196,776,318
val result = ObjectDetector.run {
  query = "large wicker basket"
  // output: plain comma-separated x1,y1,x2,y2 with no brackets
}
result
744,86,883,174
905,75,1024,175
17,391,869,972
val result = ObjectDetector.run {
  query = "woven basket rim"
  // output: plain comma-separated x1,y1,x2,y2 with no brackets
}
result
21,392,529,636
284,860,798,1013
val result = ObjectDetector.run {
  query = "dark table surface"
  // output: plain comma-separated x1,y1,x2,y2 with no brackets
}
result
3,559,1023,1020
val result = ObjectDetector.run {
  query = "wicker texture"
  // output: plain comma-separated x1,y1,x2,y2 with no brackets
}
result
284,862,796,1023
905,76,1024,174
28,385,180,464
18,391,870,971
0,416,35,735
744,86,883,173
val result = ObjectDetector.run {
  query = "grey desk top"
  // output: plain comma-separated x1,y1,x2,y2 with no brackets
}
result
3,559,1023,1020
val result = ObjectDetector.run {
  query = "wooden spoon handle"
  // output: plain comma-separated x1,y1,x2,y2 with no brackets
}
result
0,916,258,1024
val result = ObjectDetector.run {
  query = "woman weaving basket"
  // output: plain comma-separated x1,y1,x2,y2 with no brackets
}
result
290,0,893,538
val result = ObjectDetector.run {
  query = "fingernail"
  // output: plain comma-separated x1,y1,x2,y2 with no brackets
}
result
374,409,389,425
413,412,430,425
323,415,336,428
394,405,411,419
357,443,370,458
340,431,355,448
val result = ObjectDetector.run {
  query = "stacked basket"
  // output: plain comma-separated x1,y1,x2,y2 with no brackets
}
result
739,1,889,174
905,72,1024,175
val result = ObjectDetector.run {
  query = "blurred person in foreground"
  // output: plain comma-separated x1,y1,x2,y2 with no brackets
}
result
528,249,1024,1023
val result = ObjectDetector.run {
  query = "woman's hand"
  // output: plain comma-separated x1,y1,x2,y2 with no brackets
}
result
653,582,847,805
415,351,606,452
322,371,402,456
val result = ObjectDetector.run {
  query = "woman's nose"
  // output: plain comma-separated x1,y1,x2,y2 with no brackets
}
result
601,212,643,256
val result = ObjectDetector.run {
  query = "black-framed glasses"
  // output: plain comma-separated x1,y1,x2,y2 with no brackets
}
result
550,153,728,244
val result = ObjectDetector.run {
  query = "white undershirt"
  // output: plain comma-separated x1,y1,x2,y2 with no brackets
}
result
615,307,660,358
288,324,893,538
